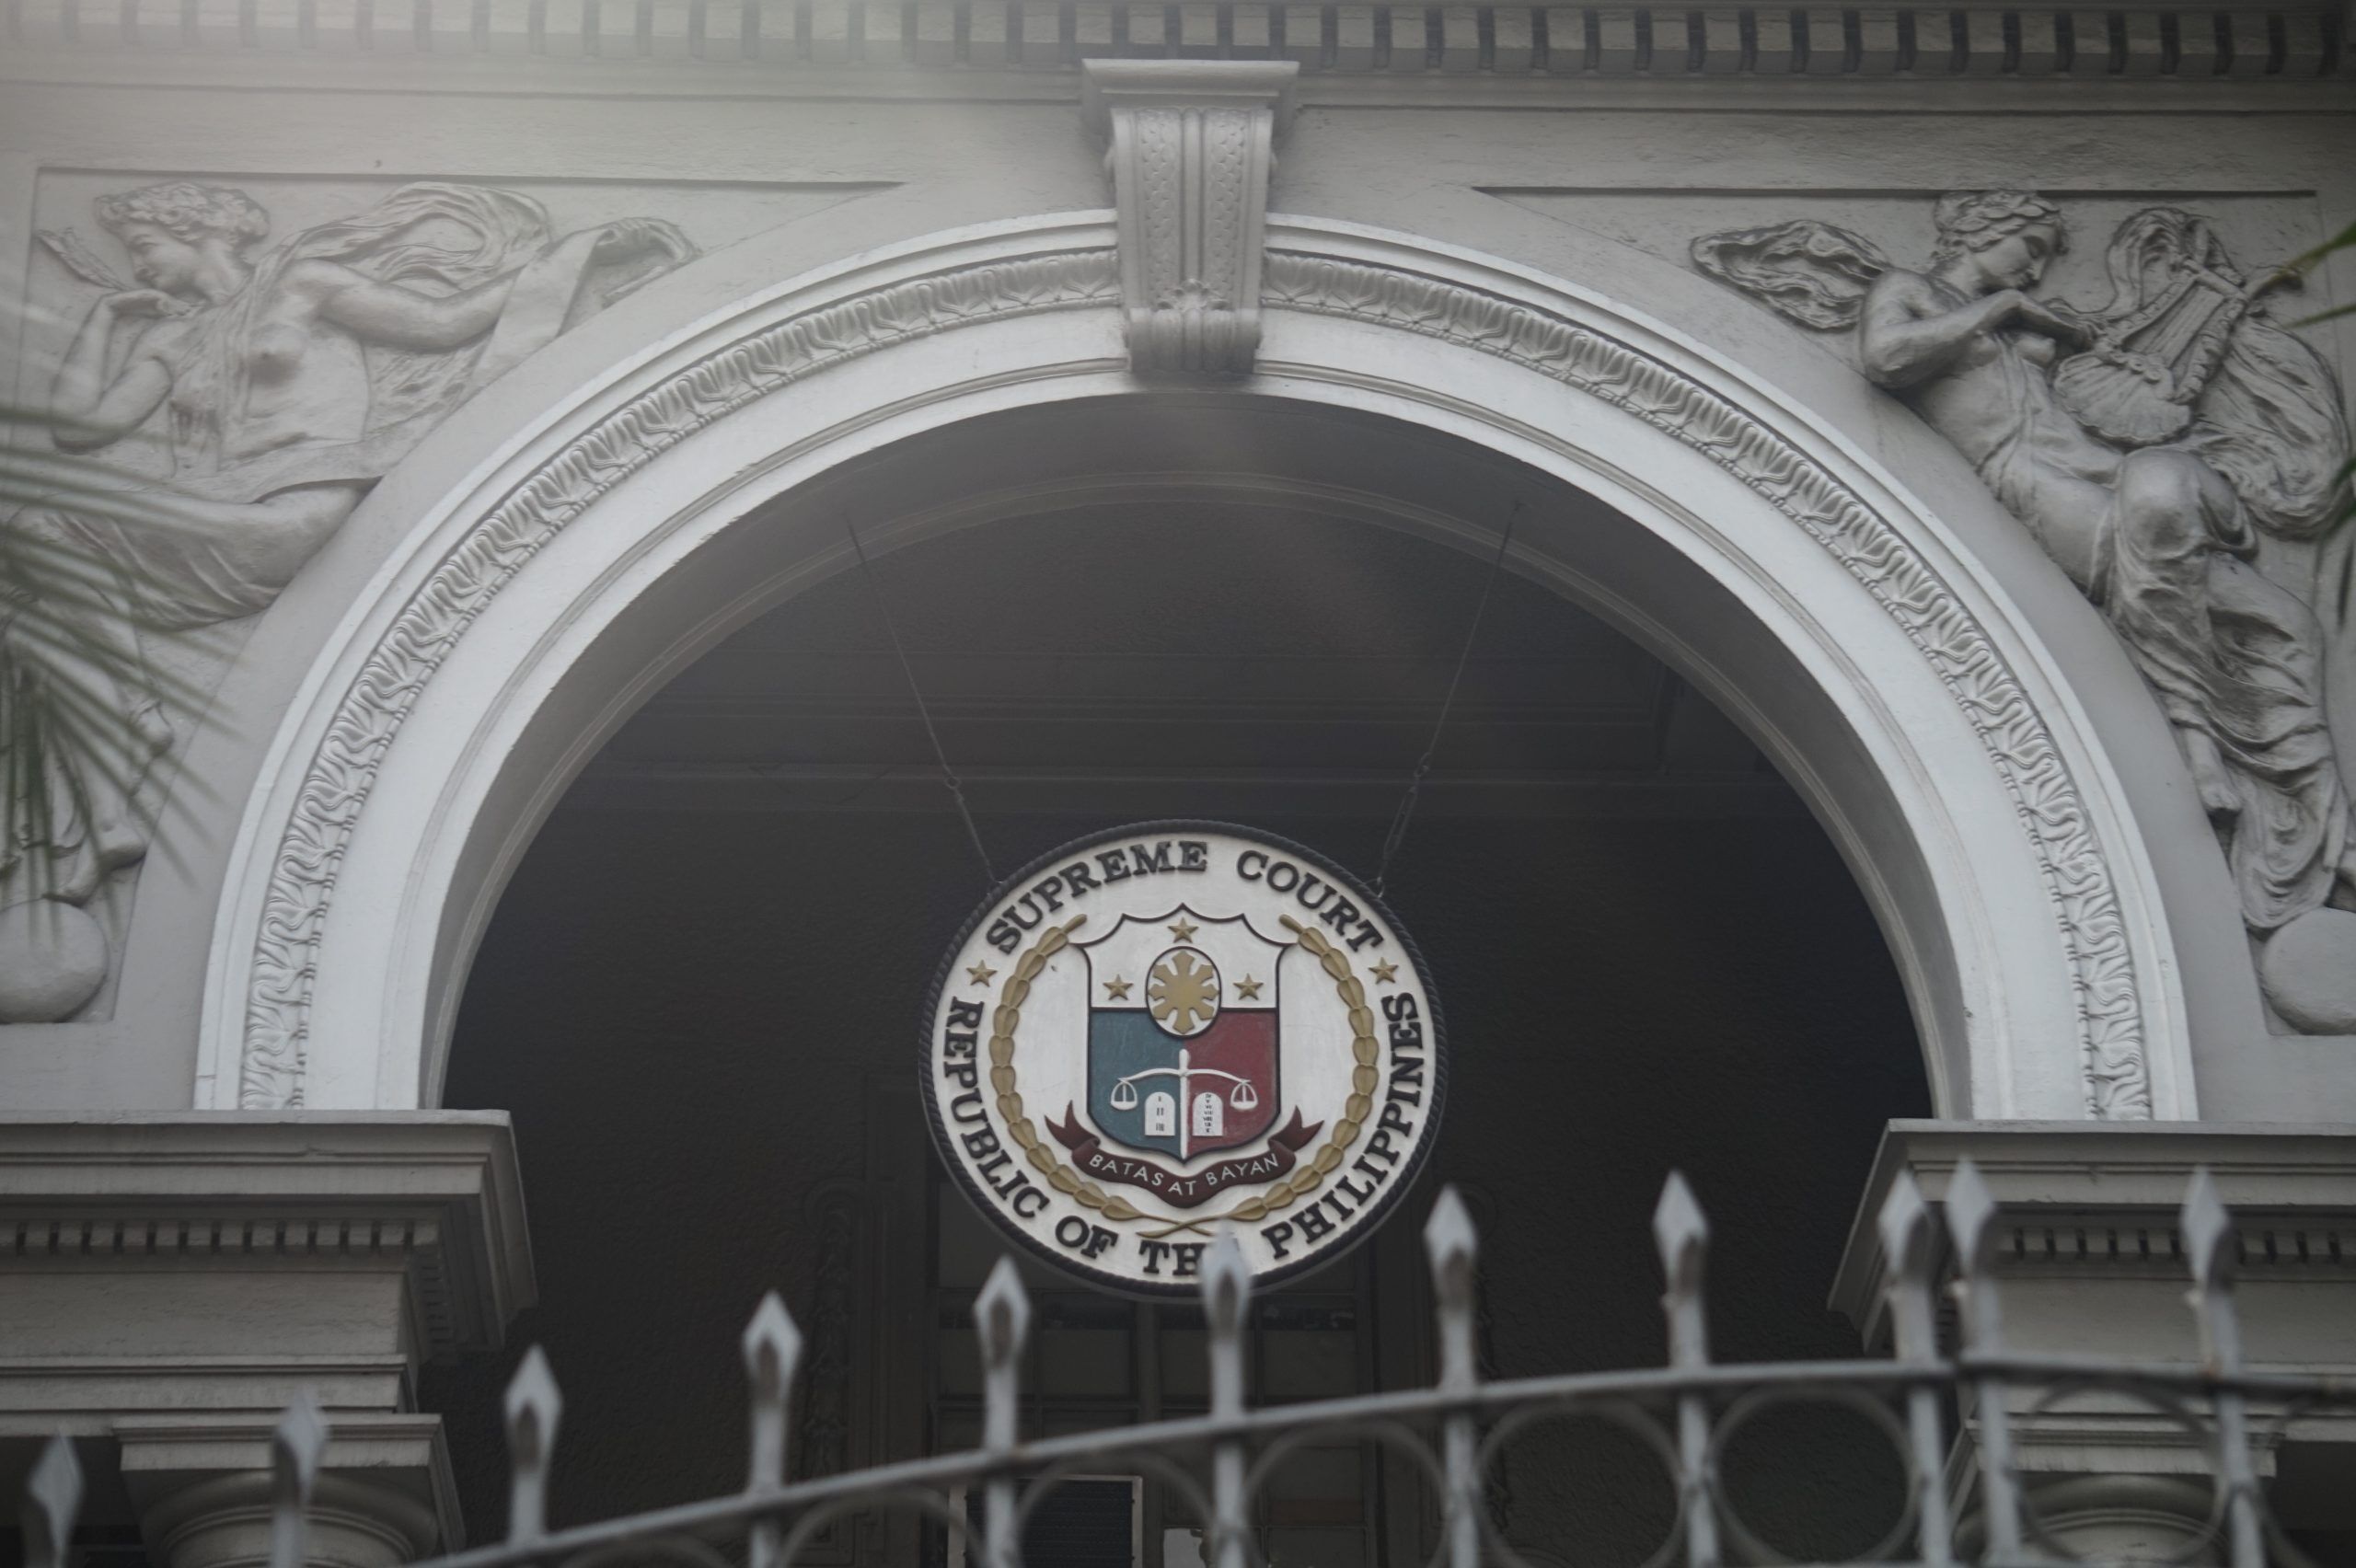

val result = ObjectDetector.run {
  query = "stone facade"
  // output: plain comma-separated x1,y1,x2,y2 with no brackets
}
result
2,7,2354,1562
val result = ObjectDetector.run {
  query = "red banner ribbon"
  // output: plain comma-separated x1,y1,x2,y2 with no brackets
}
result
1046,1105,1322,1210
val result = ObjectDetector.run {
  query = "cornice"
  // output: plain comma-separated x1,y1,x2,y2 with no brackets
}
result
6,51,2352,109
1,0,2340,95
0,1113,535,1360
1832,1119,2356,1342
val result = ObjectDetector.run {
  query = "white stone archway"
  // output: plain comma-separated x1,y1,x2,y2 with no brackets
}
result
190,212,2195,1122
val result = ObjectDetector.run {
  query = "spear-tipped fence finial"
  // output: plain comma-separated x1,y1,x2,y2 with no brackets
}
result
1943,1159,2022,1562
1877,1170,1940,1363
1425,1186,1480,1392
1653,1171,1711,1369
1877,1171,1954,1566
744,1291,803,1568
22,1434,83,1568
977,1256,1032,1452
977,1257,1032,1568
1944,1159,2004,1352
1202,1229,1253,1420
2182,1169,2264,1568
1203,1229,1254,1568
1425,1189,1484,1568
1652,1172,1719,1568
744,1291,803,1493
504,1346,563,1544
2182,1168,2241,1350
268,1393,329,1568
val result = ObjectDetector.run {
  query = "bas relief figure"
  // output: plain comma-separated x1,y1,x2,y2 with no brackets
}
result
1697,194,2356,1032
0,180,694,1020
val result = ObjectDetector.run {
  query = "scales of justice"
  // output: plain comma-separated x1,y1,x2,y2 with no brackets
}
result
1108,1053,1262,1158
1081,912,1288,1166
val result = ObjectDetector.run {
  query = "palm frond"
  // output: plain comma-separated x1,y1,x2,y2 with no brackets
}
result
0,402,220,904
2281,219,2356,279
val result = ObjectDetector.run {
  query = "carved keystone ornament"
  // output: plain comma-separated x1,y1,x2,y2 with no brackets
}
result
1083,61,1297,376
924,823,1444,1295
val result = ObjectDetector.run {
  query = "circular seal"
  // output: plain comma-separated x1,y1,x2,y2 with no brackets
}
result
923,821,1445,1297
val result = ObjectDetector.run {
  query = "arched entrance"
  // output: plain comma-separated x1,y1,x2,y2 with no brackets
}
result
191,213,2193,1120
422,482,1936,1562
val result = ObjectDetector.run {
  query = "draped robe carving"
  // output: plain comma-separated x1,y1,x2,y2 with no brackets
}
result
0,180,694,1020
1696,197,2356,1031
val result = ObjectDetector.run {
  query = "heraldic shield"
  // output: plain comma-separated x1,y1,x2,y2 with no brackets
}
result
1079,908,1287,1161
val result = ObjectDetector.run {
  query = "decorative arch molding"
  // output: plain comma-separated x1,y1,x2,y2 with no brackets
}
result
1258,248,2154,1117
225,246,1124,1113
197,214,2189,1122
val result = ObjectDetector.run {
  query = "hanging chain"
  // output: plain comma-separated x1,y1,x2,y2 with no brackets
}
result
846,520,999,891
1372,500,1523,902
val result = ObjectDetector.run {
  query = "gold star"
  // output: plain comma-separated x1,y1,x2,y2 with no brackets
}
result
1168,917,1199,941
966,962,999,987
1103,975,1133,1000
1370,959,1399,985
1235,975,1264,1000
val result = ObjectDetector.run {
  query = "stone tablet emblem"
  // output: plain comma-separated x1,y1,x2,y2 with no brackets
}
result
924,823,1444,1296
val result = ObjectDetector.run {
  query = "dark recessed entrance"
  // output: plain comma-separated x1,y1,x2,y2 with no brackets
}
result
426,493,1928,1566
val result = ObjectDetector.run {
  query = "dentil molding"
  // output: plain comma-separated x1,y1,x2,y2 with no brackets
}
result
4,1,2341,84
0,1115,519,1554
229,235,2154,1119
1833,1119,2356,1345
1831,1119,2356,1495
1084,60,1297,375
0,1112,534,1365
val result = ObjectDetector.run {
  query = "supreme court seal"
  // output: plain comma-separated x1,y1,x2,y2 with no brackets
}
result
923,822,1445,1296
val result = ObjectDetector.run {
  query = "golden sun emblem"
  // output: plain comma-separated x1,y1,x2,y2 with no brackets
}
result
1148,948,1221,1036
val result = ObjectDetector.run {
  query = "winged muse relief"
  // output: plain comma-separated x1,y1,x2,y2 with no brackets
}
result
0,179,696,1021
1695,194,2356,1032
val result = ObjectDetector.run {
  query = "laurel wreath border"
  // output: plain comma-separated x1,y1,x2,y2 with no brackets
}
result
985,916,1385,1234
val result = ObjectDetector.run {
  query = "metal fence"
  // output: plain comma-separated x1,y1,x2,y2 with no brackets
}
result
20,1160,2356,1568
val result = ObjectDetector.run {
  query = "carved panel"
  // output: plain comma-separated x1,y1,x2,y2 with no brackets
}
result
0,173,788,1020
1692,193,2356,1035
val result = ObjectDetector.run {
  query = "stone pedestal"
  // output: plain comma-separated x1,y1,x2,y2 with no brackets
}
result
1836,1120,2356,1556
2019,1475,2221,1564
0,1113,534,1559
140,1470,441,1568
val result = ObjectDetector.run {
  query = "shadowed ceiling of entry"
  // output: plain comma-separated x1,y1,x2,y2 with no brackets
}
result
564,503,1794,822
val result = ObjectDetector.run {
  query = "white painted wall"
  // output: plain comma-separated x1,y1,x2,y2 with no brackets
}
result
1,42,2349,1121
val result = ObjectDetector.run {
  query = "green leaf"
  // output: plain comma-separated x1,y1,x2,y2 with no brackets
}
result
2289,300,2356,329
2280,218,2356,277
